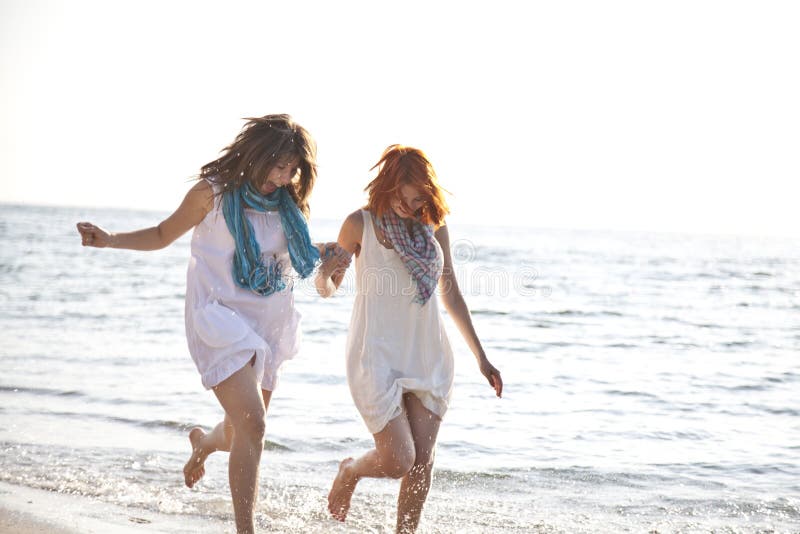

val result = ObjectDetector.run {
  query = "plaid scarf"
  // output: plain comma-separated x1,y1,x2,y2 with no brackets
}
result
376,210,443,305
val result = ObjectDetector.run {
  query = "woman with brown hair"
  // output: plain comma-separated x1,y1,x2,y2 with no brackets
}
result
317,144,503,533
76,114,348,534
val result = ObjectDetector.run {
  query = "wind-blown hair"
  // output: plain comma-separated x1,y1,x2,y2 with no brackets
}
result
365,145,450,227
200,114,317,216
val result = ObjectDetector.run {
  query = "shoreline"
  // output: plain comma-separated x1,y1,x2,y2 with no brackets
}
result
0,481,228,534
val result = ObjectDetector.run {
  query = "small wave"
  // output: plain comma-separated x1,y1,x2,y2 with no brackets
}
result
0,263,29,277
719,340,756,348
142,328,177,335
489,342,545,353
61,311,112,320
138,418,192,431
779,371,800,382
677,461,798,479
695,272,721,279
530,466,697,490
647,257,678,266
641,430,711,441
713,383,769,392
138,293,185,301
1,385,168,407
777,286,800,294
37,411,294,451
540,341,592,349
311,436,373,453
744,404,799,417
55,412,193,432
545,309,624,318
438,440,498,456
471,309,511,316
263,440,291,452
12,311,110,321
0,385,85,398
316,415,357,425
650,494,800,522
744,284,768,292
605,342,638,349
15,408,198,434
604,389,660,400
304,326,341,336
662,316,724,329
432,467,513,484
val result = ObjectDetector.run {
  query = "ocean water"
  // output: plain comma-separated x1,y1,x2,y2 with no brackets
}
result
1,202,799,533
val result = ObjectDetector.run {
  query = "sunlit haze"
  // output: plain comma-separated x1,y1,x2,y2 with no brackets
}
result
2,0,798,237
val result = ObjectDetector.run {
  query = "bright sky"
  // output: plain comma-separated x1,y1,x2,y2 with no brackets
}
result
2,0,798,237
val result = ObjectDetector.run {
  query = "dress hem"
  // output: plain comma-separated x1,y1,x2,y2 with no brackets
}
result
200,347,267,390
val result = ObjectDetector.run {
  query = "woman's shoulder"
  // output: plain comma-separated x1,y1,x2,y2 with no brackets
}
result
344,208,366,228
434,219,449,238
182,179,216,215
192,178,214,194
338,208,365,251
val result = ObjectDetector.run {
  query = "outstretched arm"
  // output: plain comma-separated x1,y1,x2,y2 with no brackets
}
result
76,180,214,251
315,209,361,298
435,224,503,398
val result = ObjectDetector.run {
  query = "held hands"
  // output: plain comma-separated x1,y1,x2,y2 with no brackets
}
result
319,242,352,277
76,222,113,248
478,356,503,398
315,242,352,297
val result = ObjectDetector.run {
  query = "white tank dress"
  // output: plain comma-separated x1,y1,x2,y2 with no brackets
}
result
184,184,301,390
345,210,455,434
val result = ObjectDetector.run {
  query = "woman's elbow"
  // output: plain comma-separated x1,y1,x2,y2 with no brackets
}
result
439,287,462,311
153,225,176,250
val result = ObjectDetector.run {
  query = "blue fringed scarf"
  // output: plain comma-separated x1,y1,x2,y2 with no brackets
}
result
222,182,320,296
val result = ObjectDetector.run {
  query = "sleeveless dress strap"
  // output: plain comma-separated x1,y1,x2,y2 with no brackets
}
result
361,209,375,250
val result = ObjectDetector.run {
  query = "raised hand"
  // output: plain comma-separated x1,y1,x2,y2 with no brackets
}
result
76,222,113,248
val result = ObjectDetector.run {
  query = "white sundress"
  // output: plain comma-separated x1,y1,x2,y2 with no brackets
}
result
345,210,455,434
184,184,301,390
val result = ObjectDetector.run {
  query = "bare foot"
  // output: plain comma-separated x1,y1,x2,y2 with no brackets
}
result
328,458,358,522
183,427,207,488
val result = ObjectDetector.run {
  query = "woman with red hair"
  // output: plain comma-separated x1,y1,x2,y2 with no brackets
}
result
316,145,503,532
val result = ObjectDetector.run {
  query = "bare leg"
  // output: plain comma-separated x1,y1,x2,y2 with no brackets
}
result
183,388,273,488
184,417,234,487
212,363,266,534
396,393,442,534
261,387,273,414
328,403,417,522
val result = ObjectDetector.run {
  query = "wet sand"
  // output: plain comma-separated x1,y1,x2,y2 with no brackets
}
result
0,481,227,534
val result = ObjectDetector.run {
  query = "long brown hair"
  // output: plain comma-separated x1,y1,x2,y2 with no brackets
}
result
365,145,450,227
200,114,317,216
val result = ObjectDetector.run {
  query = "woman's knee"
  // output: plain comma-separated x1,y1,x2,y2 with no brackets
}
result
230,409,266,443
380,445,416,479
409,457,434,480
413,444,436,470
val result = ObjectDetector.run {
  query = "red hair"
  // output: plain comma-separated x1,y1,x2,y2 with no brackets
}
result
365,145,450,227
